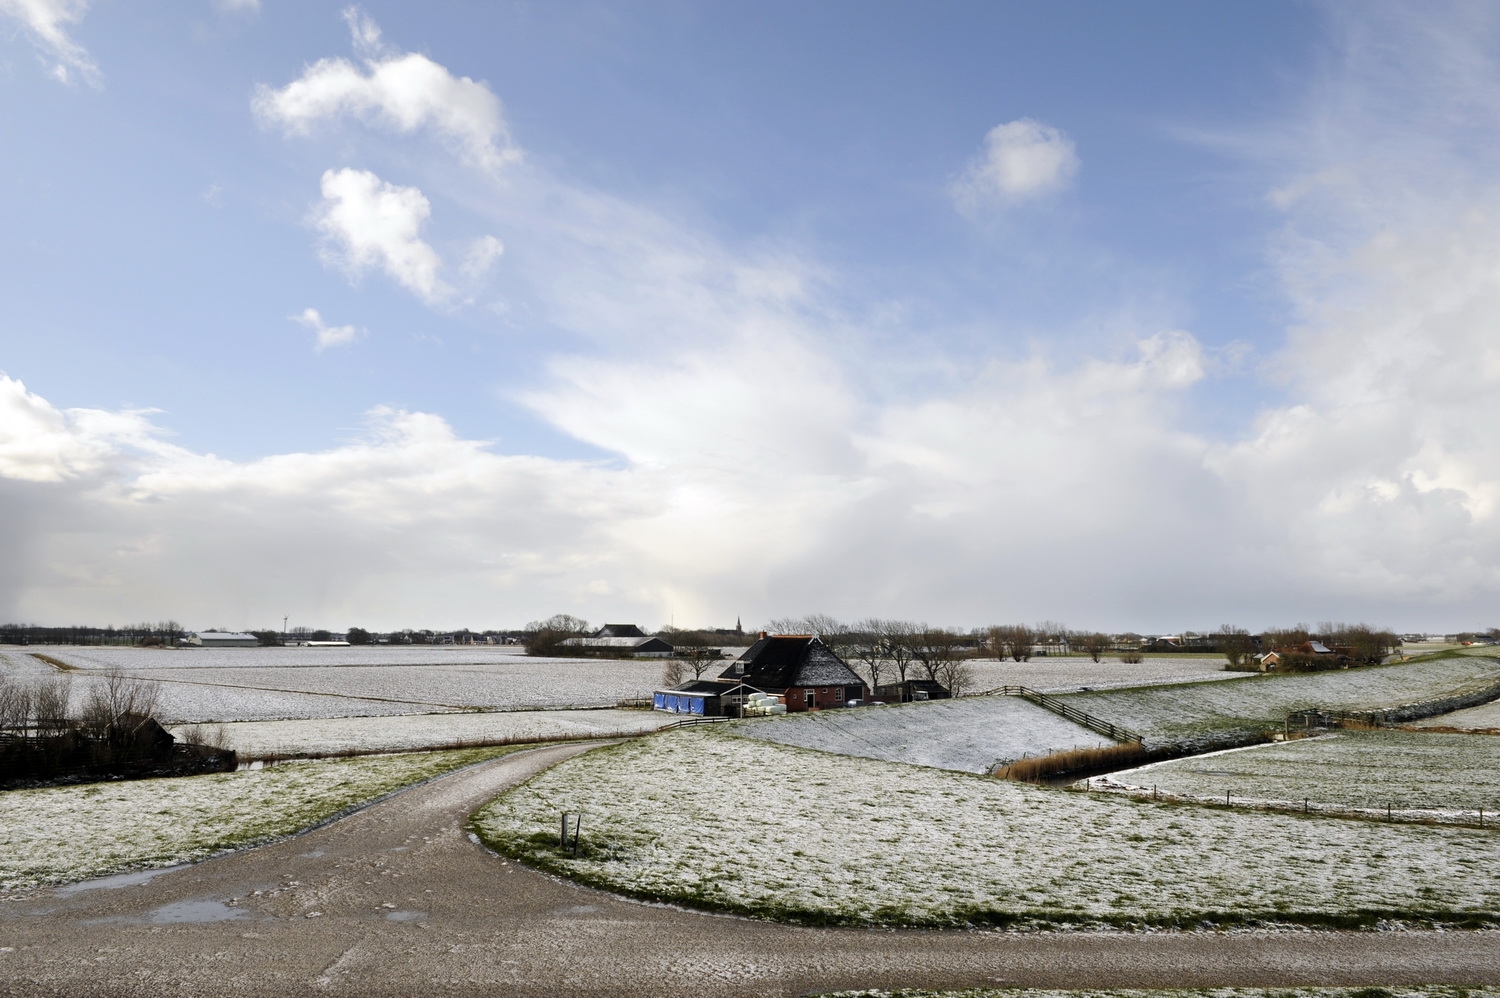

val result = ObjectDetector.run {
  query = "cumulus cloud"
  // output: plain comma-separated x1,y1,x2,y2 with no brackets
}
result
251,7,518,173
1197,3,1500,608
460,234,504,278
313,167,451,305
291,307,363,352
0,0,100,85
14,4,1500,632
951,118,1079,211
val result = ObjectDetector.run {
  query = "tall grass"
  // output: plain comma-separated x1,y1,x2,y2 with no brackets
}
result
995,742,1148,783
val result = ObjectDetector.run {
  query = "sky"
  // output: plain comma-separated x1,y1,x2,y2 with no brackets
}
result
2,1,1499,634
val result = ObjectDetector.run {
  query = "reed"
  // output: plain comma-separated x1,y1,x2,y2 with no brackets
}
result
995,742,1148,783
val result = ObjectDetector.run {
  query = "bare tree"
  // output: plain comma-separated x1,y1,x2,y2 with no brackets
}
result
849,624,889,691
522,614,591,657
1075,632,1111,663
660,657,686,688
765,614,857,663
0,673,33,735
872,619,919,683
671,631,723,682
912,628,966,683
935,656,975,697
992,624,1036,662
1217,624,1253,668
32,677,72,738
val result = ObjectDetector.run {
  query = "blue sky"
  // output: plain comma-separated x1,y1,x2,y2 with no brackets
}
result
3,1,1499,633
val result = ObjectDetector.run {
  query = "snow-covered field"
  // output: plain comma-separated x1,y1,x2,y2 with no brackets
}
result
965,656,1241,693
1065,657,1500,749
1413,696,1500,730
17,644,543,669
471,728,1500,928
0,745,526,892
3,647,672,722
1102,730,1500,818
732,697,1110,773
176,708,670,758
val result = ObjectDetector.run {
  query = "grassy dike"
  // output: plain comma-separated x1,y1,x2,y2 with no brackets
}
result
469,728,1500,930
1,743,534,892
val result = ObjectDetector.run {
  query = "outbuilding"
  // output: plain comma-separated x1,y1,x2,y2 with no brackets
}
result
186,632,259,648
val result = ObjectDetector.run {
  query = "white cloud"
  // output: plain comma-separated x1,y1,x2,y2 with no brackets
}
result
951,118,1079,212
0,0,99,86
212,0,260,15
251,8,519,173
461,234,504,278
291,307,363,352
313,167,451,305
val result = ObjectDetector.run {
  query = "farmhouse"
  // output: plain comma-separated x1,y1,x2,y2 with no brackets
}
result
718,634,868,711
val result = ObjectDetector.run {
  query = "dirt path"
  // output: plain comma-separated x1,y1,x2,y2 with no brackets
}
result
2,742,1498,997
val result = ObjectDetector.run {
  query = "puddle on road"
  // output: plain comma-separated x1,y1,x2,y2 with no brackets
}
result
552,904,600,916
385,910,426,922
147,900,249,924
55,865,187,896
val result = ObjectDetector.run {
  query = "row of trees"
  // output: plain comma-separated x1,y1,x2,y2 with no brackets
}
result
0,621,185,647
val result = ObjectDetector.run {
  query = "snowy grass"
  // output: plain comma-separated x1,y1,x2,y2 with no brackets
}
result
0,744,529,892
732,697,1110,774
966,656,1242,693
817,990,1500,998
471,728,1500,929
1102,730,1500,817
1412,697,1500,730
1064,658,1500,750
174,708,670,758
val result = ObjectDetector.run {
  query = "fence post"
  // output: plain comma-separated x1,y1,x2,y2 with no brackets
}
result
560,812,568,848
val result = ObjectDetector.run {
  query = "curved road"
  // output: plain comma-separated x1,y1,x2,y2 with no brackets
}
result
2,742,1497,997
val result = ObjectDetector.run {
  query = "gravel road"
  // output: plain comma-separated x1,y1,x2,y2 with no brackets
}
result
2,742,1498,997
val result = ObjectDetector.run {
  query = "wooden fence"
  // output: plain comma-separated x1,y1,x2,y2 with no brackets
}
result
978,685,1144,745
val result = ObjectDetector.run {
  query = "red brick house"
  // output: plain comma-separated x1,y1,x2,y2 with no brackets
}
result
717,634,867,711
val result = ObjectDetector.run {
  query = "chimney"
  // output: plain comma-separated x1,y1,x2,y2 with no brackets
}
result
758,631,768,639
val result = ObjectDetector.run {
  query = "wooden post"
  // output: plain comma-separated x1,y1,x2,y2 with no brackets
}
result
560,812,568,848
571,813,583,855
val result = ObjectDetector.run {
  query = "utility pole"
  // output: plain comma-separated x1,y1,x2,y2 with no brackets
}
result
283,616,288,645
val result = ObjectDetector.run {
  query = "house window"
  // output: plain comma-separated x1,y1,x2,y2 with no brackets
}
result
835,689,844,701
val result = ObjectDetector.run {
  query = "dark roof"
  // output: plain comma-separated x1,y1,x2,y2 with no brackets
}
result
595,623,648,638
718,636,864,689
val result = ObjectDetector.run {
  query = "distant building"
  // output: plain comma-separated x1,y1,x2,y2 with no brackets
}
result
186,632,259,648
593,624,648,639
561,635,675,658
